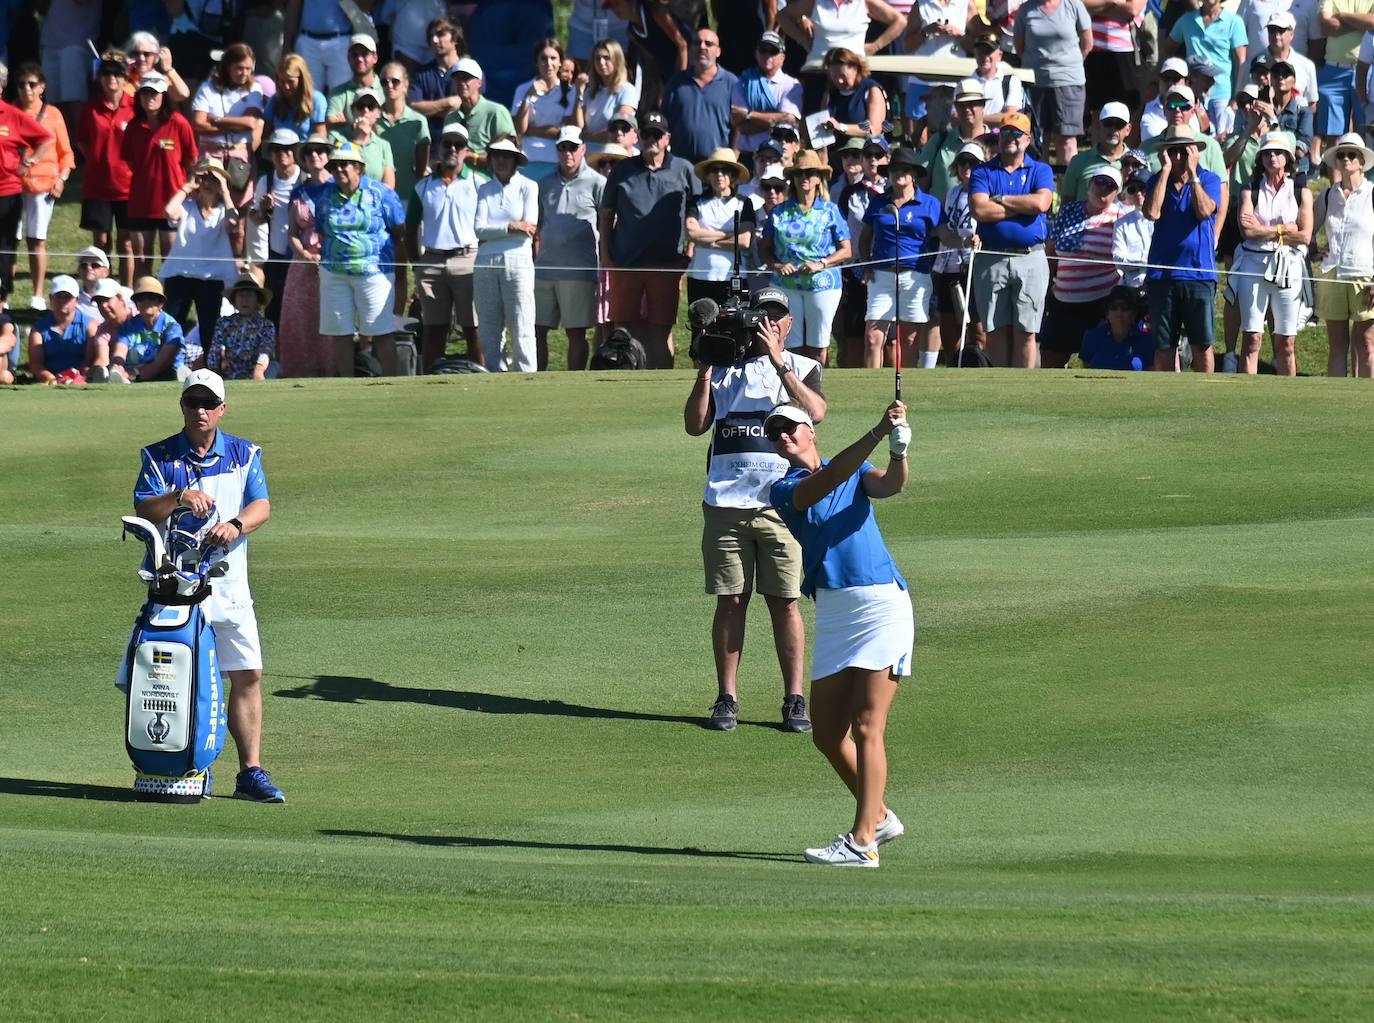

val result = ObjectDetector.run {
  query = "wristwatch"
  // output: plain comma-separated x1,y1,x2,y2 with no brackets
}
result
229,517,244,536
992,194,1005,206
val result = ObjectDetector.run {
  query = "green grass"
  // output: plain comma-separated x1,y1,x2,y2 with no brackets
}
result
2,371,1373,1020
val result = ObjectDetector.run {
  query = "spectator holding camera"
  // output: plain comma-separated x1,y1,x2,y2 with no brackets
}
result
683,285,828,734
161,157,242,350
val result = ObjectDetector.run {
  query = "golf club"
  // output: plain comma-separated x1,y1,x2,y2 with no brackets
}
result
886,203,902,399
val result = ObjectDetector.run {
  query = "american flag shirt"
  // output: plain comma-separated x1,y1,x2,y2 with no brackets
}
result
1050,200,1123,303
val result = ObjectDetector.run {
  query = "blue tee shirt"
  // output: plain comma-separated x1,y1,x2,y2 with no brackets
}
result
765,199,851,292
117,311,186,378
33,309,96,375
1145,168,1222,282
1169,11,1247,105
969,155,1054,249
861,190,944,273
770,461,907,599
1079,322,1153,370
265,91,326,138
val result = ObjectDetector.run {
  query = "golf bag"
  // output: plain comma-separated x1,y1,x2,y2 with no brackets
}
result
119,516,228,802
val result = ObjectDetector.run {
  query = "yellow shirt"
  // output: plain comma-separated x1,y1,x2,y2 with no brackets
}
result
1321,0,1374,66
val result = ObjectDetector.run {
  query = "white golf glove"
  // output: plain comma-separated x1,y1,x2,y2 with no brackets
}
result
889,421,911,459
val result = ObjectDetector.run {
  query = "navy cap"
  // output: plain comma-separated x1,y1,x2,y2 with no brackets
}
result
752,285,790,312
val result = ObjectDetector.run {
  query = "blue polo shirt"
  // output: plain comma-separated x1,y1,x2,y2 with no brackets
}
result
661,66,739,166
117,311,185,378
969,155,1054,249
1079,322,1153,370
862,189,944,274
770,461,907,600
33,309,96,375
1145,169,1222,282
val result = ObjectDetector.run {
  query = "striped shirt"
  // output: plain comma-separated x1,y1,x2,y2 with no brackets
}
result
1051,200,1123,302
1090,16,1134,51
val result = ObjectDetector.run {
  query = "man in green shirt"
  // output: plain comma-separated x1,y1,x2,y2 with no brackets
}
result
440,57,515,163
378,62,431,198
326,34,381,127
1060,103,1131,201
918,79,987,203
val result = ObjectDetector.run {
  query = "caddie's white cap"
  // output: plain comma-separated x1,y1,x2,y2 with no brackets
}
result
556,124,583,146
77,244,111,267
1160,57,1189,78
49,274,80,297
182,368,226,402
764,403,814,433
1099,102,1130,125
454,57,483,80
349,33,377,51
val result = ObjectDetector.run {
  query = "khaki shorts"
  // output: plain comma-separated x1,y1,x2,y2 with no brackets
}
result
417,250,478,328
702,503,802,598
1314,266,1374,323
535,277,597,329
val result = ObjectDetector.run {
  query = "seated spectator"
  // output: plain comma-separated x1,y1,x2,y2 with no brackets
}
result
442,58,517,162
248,129,303,325
964,28,1025,129
114,277,187,381
534,126,604,370
326,34,382,127
161,158,241,349
191,45,265,206
329,88,397,189
14,64,73,311
378,63,431,199
822,49,888,144
686,146,755,308
0,290,14,384
74,246,112,319
208,271,278,380
77,58,137,287
92,277,134,371
474,136,539,372
125,33,192,104
121,72,197,281
1079,286,1154,370
513,37,578,180
576,38,640,145
27,275,101,384
407,17,468,147
265,54,327,140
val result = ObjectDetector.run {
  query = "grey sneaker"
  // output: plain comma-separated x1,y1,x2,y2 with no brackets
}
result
707,694,739,731
874,809,905,846
781,694,812,733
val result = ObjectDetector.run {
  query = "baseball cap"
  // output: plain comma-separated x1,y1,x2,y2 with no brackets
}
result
640,110,669,134
453,57,483,80
268,127,300,148
955,141,987,162
862,134,890,153
1160,57,1189,79
758,30,784,51
1089,166,1123,188
182,368,226,402
955,78,986,103
1099,102,1130,125
608,112,635,131
1239,82,1262,100
49,274,80,297
556,124,583,146
92,278,124,300
1187,56,1220,80
1001,111,1032,134
441,122,470,143
752,285,790,312
1123,147,1147,165
1266,10,1297,29
137,71,169,94
1270,60,1296,77
77,245,111,268
1252,52,1272,71
349,33,377,51
771,121,801,140
352,86,383,107
1166,84,1196,105
764,403,814,433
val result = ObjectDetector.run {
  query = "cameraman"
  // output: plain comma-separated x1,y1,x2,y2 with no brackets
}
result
683,286,828,733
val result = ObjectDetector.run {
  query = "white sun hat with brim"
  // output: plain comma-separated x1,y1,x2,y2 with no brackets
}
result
1257,131,1295,158
1323,131,1374,169
485,136,528,165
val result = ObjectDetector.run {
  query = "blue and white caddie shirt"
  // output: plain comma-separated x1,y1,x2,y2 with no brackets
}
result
704,354,821,509
134,429,269,621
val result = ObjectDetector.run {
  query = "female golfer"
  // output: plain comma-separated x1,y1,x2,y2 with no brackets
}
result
767,398,913,868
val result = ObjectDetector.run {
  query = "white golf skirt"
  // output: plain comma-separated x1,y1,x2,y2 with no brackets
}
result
812,582,915,680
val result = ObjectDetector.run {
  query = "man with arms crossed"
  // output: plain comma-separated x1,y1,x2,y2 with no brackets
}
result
131,369,283,802
683,286,827,733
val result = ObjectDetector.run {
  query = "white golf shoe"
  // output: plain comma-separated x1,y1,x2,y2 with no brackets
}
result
874,809,905,846
803,833,879,867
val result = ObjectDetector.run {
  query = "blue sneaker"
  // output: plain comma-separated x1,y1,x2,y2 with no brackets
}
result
233,766,285,803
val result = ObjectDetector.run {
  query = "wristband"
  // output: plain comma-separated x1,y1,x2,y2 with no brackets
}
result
229,517,244,536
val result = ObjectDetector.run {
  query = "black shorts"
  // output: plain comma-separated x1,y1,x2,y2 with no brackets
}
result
1041,292,1108,356
127,216,176,233
1084,51,1141,119
839,272,867,336
80,199,131,233
1217,208,1242,267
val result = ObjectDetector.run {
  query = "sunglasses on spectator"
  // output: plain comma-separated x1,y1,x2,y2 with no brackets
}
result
556,142,580,152
1337,150,1363,160
78,260,103,268
17,80,41,88
181,395,224,410
1166,100,1192,111
1091,176,1119,188
999,127,1025,138
381,76,403,86
642,129,667,141
135,50,158,59
757,44,781,55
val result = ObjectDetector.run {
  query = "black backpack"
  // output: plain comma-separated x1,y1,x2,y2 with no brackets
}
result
956,344,993,368
590,328,648,370
429,357,489,374
354,349,384,377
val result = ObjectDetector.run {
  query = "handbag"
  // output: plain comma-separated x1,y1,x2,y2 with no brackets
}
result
224,155,252,192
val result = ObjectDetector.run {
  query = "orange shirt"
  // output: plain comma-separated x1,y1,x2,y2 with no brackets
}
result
20,104,75,194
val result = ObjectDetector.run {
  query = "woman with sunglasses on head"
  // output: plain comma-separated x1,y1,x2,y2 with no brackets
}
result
1313,132,1374,377
1233,131,1311,375
124,32,191,103
513,37,578,180
766,397,913,868
12,64,74,311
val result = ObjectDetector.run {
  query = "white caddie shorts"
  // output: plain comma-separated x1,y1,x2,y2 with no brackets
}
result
811,582,915,681
319,267,395,336
1232,247,1303,335
782,286,842,349
865,268,934,324
22,192,57,240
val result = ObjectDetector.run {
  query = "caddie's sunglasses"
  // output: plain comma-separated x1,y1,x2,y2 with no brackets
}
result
181,395,223,410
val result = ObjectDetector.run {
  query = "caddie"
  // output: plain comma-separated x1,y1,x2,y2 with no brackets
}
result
129,369,283,802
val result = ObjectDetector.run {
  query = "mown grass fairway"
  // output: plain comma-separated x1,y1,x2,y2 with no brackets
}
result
2,371,1373,1021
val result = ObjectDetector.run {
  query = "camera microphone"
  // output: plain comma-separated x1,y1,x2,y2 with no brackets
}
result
688,298,720,332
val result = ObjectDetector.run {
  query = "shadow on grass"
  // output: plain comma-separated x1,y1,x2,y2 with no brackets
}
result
0,777,139,802
322,828,798,863
274,674,787,730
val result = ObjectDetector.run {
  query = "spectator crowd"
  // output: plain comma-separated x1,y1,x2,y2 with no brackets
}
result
3,0,1374,385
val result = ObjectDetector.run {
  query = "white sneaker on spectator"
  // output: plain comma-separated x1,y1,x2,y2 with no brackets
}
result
28,295,45,311
1222,352,1238,373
